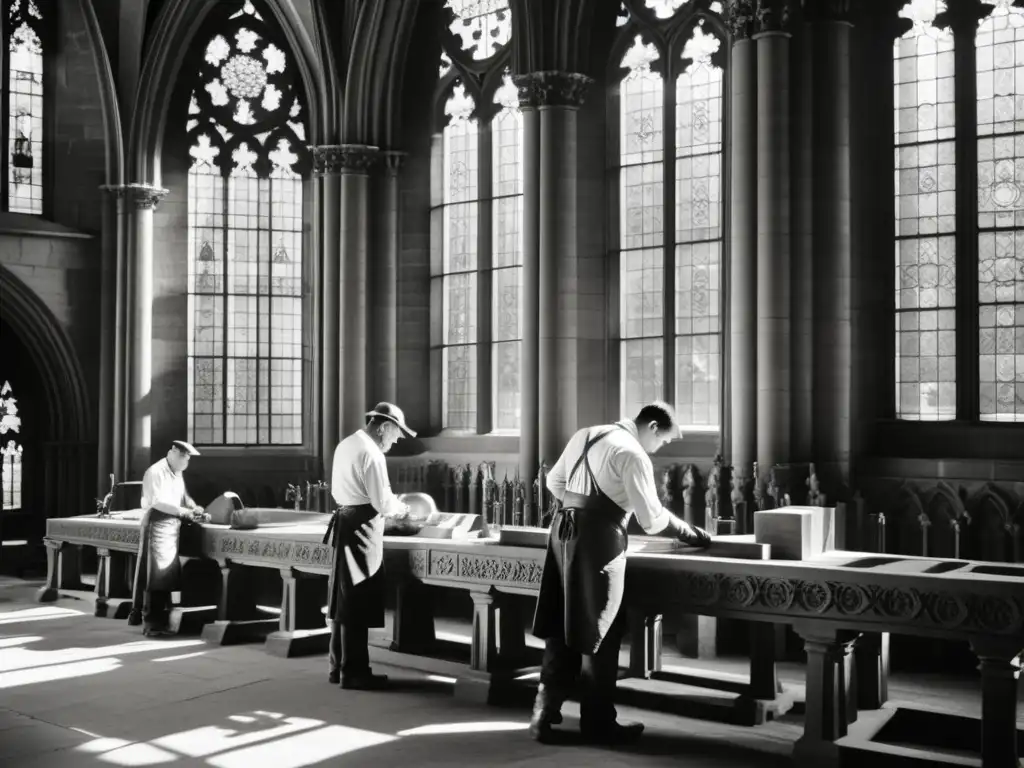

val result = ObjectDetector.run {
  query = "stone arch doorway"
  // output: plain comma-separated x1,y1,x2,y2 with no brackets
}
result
0,266,92,571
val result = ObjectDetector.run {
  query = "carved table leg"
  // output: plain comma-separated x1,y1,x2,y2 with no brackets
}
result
37,539,63,602
495,592,526,668
390,577,436,654
969,638,1023,768
628,610,663,679
792,625,860,768
265,568,329,657
854,631,890,710
737,621,795,725
94,548,134,619
453,589,513,705
167,557,219,635
202,560,278,646
37,540,85,602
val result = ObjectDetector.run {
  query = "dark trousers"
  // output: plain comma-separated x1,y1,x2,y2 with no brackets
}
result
539,612,626,726
143,590,172,630
329,619,370,678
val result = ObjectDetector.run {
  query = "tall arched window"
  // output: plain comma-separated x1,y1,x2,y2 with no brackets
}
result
0,381,23,510
612,0,726,431
2,0,48,214
186,0,310,446
431,0,522,434
892,0,1024,423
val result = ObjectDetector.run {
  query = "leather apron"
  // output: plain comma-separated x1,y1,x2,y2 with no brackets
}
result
130,506,184,615
532,428,629,654
324,504,386,628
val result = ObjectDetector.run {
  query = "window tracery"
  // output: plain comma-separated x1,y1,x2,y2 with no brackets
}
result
186,0,310,446
1,381,22,511
3,0,47,214
433,0,521,434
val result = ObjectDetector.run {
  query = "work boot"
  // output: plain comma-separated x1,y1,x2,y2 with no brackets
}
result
340,671,388,690
580,719,645,745
127,610,142,627
328,670,340,685
528,684,565,743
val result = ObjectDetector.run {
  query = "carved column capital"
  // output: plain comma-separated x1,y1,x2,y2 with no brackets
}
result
723,0,758,39
513,71,593,109
755,0,794,34
310,144,380,176
100,183,169,210
382,150,407,177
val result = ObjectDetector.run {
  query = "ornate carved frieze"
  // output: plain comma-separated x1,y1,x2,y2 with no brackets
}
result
513,71,593,110
656,572,1024,636
428,550,544,587
46,522,141,548
310,144,380,176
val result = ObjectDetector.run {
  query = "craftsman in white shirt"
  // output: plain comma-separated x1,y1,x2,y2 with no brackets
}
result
128,440,208,636
530,402,711,745
325,402,414,690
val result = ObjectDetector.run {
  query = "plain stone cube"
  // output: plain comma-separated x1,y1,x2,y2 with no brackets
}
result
754,506,833,561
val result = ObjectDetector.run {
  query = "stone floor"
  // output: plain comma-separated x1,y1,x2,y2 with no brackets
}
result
0,576,1017,768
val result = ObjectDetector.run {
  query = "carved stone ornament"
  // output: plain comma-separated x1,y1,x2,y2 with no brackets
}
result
310,144,380,175
513,71,593,109
101,184,170,210
723,0,757,39
834,583,870,615
755,0,792,34
427,550,544,586
801,0,854,24
383,150,407,176
927,591,969,628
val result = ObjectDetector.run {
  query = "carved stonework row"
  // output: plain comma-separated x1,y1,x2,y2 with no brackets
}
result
53,523,141,548
513,71,593,109
664,572,1023,635
100,183,170,210
428,550,545,586
310,144,380,175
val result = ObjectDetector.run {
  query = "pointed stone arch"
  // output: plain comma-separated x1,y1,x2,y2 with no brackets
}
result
921,481,967,559
965,483,1013,562
885,481,926,556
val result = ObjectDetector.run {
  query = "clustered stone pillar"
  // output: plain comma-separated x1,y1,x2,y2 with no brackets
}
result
513,78,541,490
808,1,854,484
754,1,793,476
514,71,592,482
338,145,379,437
311,146,342,475
99,184,128,486
725,2,758,524
373,151,405,405
100,183,168,480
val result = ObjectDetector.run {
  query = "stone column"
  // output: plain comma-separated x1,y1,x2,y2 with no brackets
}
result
793,625,859,768
808,1,854,484
512,76,541,490
124,183,168,478
311,147,342,476
536,72,592,466
725,1,759,505
372,151,405,404
98,184,131,485
337,145,379,436
754,0,792,473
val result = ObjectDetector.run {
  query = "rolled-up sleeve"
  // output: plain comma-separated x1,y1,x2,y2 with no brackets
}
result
363,454,404,517
619,453,671,534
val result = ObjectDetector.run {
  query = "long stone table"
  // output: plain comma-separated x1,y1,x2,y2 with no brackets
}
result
39,515,1024,768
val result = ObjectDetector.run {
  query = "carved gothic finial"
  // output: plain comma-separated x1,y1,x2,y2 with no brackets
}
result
706,455,723,510
807,463,824,506
513,71,593,109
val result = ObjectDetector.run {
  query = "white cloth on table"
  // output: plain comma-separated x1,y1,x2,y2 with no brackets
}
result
545,419,672,535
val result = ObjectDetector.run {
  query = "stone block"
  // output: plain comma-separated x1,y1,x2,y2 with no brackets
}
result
754,506,834,561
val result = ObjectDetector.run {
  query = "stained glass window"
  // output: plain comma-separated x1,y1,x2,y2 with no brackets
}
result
186,0,309,446
3,0,47,214
433,0,520,434
616,7,724,430
1,381,22,511
893,0,957,421
977,0,1024,422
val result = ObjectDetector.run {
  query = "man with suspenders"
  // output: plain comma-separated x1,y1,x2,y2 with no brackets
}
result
530,401,712,744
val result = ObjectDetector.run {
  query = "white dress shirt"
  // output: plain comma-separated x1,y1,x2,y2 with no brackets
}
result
545,419,671,534
141,459,187,515
331,430,405,583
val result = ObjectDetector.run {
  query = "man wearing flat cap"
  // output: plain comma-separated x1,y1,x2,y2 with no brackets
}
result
325,402,415,690
128,440,208,636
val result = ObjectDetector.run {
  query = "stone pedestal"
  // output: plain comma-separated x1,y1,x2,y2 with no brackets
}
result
969,638,1023,768
37,538,85,602
202,561,278,645
265,568,330,657
94,548,135,619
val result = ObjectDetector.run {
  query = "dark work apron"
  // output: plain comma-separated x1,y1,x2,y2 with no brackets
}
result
324,504,386,628
532,428,629,655
130,494,187,616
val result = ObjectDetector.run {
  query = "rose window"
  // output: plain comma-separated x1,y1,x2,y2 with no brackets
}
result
221,54,267,99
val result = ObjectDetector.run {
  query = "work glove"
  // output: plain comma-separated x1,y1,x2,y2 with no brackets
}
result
664,514,712,549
